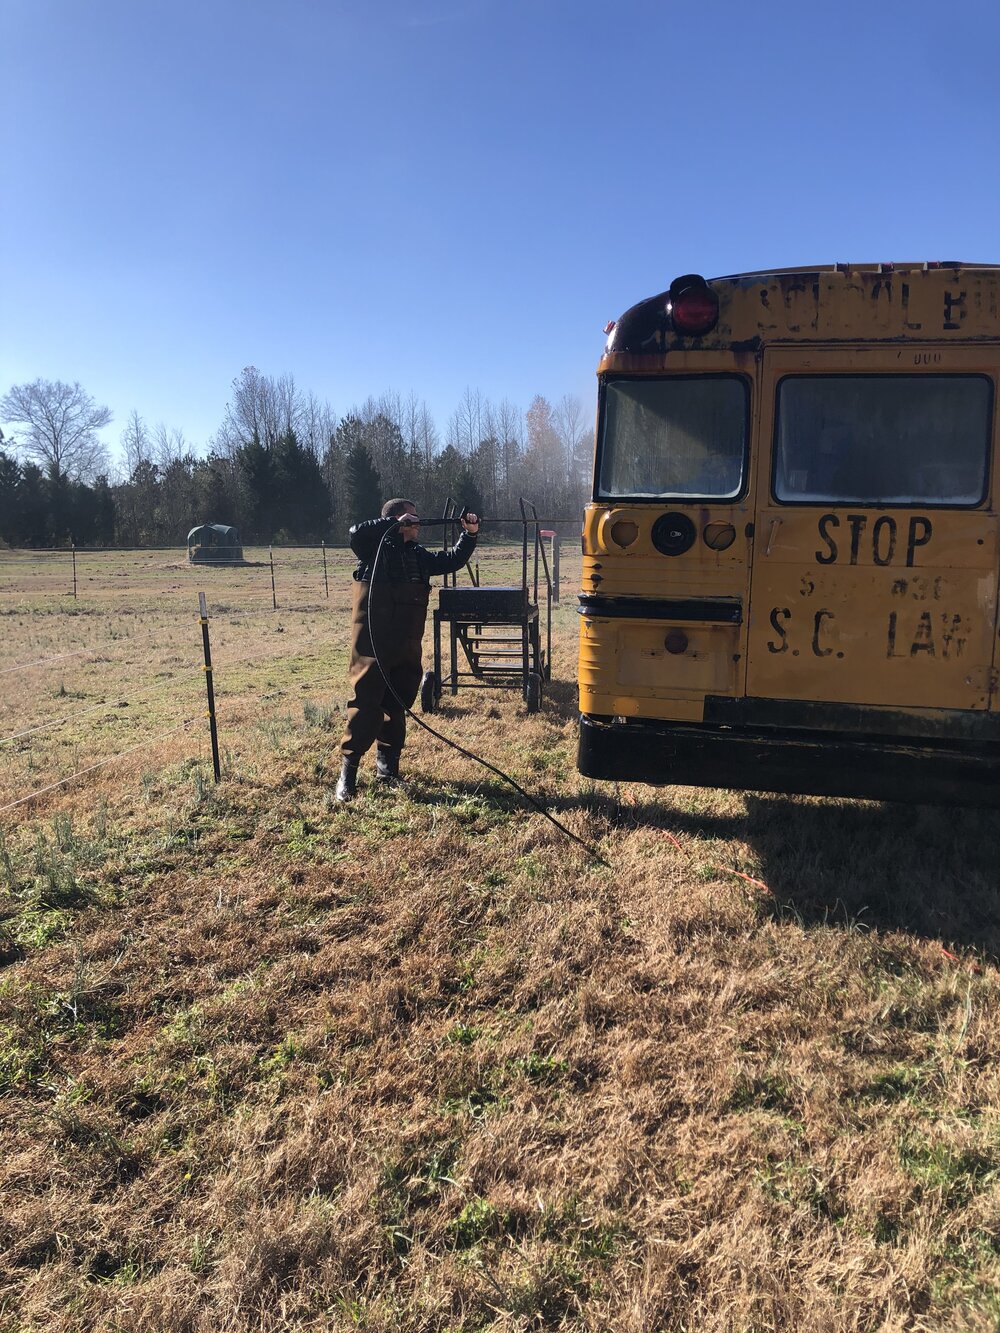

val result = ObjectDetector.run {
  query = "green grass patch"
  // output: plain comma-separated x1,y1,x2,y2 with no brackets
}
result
900,1137,999,1206
448,1197,512,1249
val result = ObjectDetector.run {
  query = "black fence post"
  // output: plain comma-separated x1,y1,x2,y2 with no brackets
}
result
71,545,77,600
269,546,277,610
198,592,222,783
551,533,560,604
322,541,329,599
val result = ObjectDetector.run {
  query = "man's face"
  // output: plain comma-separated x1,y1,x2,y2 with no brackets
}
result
399,505,420,541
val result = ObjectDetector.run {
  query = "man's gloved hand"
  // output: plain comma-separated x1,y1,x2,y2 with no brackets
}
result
460,512,480,534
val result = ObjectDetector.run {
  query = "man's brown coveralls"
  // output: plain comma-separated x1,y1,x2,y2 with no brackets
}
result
339,515,477,773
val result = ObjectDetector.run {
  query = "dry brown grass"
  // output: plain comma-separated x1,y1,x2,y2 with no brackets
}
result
1,546,999,1331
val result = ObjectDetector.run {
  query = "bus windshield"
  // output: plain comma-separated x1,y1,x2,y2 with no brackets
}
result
597,376,748,500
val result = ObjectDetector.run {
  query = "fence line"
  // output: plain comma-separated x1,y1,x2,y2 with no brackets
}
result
0,607,335,820
206,602,327,621
0,718,198,815
0,670,204,748
0,649,92,676
0,538,576,820
254,664,343,700
0,594,221,818
1,591,336,820
0,547,338,612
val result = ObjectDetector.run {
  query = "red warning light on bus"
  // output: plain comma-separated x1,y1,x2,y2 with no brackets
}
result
667,274,719,336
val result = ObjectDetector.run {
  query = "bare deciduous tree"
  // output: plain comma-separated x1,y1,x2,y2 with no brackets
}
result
494,398,524,514
121,409,151,479
0,378,112,481
153,422,192,468
215,366,303,454
555,393,592,505
448,386,483,456
396,391,437,488
525,394,564,511
301,392,338,462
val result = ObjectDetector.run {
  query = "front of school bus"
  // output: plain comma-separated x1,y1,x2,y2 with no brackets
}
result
577,263,1000,804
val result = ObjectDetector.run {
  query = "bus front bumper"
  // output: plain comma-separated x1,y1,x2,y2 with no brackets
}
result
577,714,1000,807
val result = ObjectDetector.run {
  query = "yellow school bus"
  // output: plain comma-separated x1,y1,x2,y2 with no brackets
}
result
577,263,1000,803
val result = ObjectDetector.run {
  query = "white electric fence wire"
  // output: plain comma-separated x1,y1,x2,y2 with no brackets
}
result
251,664,340,699
0,650,91,676
0,670,204,748
207,603,317,621
0,718,198,815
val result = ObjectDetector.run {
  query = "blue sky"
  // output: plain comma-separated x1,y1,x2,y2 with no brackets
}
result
2,0,999,465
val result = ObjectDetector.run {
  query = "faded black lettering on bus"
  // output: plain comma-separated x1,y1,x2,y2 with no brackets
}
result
811,610,836,656
768,604,968,662
886,611,967,659
943,290,966,331
890,575,944,601
767,607,844,658
815,514,933,567
767,607,791,653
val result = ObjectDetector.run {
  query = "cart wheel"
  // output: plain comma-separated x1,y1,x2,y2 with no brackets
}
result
420,670,437,713
525,671,542,714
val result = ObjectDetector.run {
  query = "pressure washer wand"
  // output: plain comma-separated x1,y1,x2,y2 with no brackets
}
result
396,517,466,527
393,515,574,527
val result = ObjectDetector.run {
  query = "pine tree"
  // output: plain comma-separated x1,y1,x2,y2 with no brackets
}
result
0,451,20,544
431,445,465,517
193,455,240,531
273,430,331,541
454,466,485,526
235,432,277,541
17,465,49,547
46,464,73,545
344,440,382,533
91,476,116,546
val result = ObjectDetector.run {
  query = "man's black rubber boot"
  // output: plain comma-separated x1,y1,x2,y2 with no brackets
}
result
375,748,401,785
335,757,359,803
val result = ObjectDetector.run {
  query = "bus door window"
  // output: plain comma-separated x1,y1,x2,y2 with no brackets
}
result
773,375,993,506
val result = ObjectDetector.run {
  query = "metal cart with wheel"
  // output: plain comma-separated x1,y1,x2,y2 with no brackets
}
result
421,498,553,714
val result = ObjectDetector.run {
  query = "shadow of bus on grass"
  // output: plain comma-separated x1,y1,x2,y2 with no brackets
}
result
612,785,1000,962
738,793,1000,962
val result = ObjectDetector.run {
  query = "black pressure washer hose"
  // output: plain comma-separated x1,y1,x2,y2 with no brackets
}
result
364,518,608,867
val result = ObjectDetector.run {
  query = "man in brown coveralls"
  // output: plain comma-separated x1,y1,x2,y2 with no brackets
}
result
335,498,479,802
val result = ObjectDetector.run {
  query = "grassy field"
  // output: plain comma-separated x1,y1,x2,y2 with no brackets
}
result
1,545,998,1331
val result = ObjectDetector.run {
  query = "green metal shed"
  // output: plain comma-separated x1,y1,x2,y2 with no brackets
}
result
187,523,244,564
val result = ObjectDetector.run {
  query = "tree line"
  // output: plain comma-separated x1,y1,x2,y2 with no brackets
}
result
0,370,593,548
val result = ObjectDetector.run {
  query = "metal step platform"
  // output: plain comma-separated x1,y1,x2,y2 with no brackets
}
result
421,499,553,715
